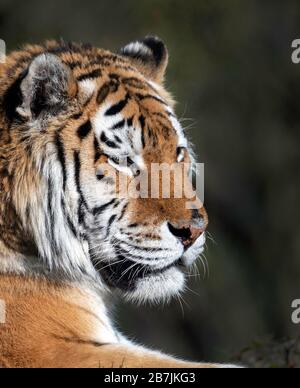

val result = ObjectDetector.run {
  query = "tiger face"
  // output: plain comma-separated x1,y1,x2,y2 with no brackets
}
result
0,37,208,303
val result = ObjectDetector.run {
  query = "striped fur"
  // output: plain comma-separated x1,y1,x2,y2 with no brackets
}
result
0,38,232,368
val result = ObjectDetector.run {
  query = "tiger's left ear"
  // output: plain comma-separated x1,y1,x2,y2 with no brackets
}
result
120,36,169,84
18,53,77,120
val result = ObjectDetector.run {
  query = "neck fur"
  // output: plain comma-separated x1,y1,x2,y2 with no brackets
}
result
0,166,99,287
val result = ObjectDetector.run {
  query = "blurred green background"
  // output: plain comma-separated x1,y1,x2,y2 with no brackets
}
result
1,0,299,363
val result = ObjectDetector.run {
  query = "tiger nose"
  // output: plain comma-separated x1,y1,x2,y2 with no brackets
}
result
167,219,206,250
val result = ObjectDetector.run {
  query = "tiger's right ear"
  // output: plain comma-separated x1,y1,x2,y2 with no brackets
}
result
120,36,169,84
17,53,77,120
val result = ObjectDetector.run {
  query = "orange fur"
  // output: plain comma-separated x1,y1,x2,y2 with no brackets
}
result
0,39,222,368
0,275,217,368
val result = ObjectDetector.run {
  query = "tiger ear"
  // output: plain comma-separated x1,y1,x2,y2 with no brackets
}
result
18,53,77,119
120,36,169,84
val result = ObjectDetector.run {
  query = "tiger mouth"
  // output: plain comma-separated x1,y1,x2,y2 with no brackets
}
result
98,256,181,291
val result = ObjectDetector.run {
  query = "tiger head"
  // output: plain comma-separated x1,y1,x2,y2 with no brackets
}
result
0,37,208,303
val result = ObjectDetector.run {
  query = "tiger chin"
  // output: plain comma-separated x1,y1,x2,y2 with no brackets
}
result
0,37,239,368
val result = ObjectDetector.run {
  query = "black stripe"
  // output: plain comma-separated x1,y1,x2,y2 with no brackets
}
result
78,199,85,225
47,176,60,256
72,112,83,120
122,77,147,90
111,119,125,130
94,137,102,163
52,336,108,348
55,132,67,191
105,94,130,116
105,155,120,166
83,94,94,108
74,151,89,210
67,217,78,237
167,111,176,118
128,223,139,228
115,238,165,253
108,215,117,227
74,151,81,193
105,214,117,238
109,73,120,81
127,157,134,167
77,68,102,82
139,115,146,148
100,132,119,149
113,200,120,208
47,177,55,243
114,135,122,144
68,61,82,70
114,245,149,263
127,117,134,127
97,83,110,105
139,115,146,129
77,120,92,140
61,198,78,238
160,123,172,137
136,93,167,105
152,111,169,120
92,199,116,216
118,203,128,221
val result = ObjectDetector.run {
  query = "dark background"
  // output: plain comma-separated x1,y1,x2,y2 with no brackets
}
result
1,0,299,363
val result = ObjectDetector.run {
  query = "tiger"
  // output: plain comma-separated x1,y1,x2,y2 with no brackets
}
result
0,36,235,368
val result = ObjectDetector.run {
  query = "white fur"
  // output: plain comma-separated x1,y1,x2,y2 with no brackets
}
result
122,42,153,58
72,285,119,344
79,79,97,99
181,233,206,267
125,267,185,305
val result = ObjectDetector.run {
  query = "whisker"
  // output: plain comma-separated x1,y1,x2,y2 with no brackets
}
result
206,231,217,246
93,258,126,272
185,284,201,298
119,262,140,281
176,294,185,318
178,293,191,310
